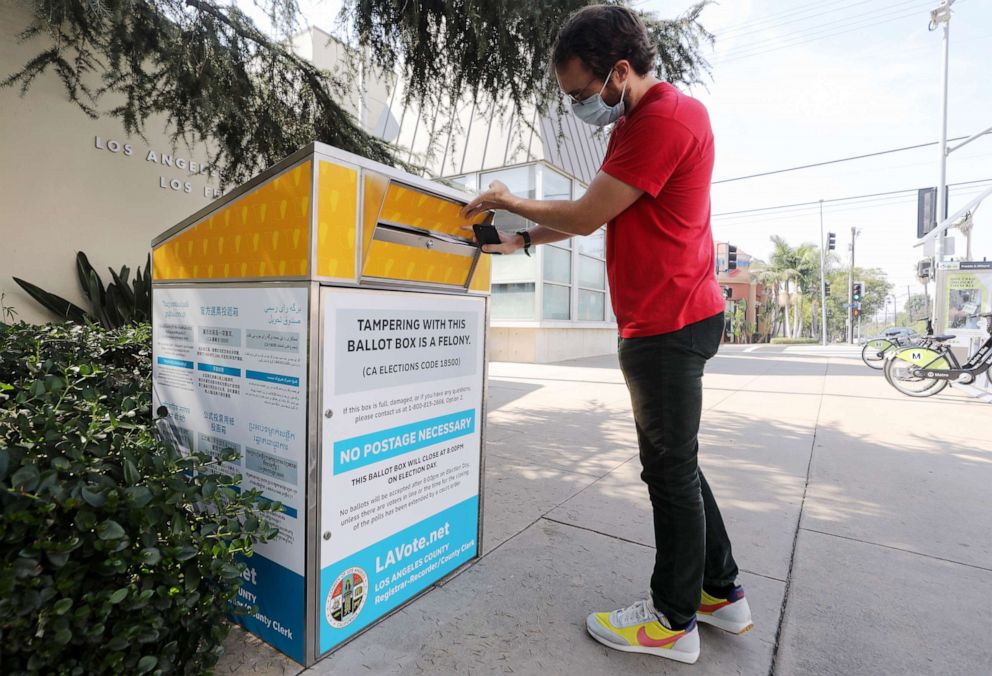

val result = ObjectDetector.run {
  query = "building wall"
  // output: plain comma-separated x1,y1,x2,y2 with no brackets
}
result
488,326,617,364
0,2,222,324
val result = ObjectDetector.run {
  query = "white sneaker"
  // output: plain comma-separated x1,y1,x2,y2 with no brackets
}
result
697,585,754,634
586,599,700,664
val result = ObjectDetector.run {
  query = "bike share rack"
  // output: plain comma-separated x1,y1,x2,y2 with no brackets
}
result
917,172,992,403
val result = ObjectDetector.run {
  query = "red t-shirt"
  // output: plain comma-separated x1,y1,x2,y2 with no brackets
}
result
601,82,724,338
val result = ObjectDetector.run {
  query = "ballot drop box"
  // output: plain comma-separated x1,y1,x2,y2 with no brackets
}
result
150,143,493,665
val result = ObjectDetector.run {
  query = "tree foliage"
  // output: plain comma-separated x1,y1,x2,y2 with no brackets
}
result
759,236,894,342
4,0,712,186
826,266,893,340
340,0,712,116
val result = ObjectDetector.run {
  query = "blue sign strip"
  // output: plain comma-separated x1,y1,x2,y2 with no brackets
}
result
230,552,305,663
157,357,193,369
197,362,242,377
246,370,300,387
332,409,476,475
318,496,479,654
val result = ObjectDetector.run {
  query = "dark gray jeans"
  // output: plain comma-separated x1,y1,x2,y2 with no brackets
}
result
617,312,739,627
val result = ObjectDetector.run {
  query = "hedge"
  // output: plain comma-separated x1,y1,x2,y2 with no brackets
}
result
0,322,276,675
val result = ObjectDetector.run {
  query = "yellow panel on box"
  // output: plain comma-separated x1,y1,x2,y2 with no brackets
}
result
315,161,359,279
153,161,312,280
379,184,481,238
363,239,474,286
469,252,492,293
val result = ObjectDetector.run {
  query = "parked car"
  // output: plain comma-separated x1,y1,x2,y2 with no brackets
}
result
880,326,917,339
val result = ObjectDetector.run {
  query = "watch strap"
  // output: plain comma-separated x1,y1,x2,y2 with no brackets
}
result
517,229,532,257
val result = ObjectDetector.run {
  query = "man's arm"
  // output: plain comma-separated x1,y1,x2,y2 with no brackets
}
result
460,171,642,254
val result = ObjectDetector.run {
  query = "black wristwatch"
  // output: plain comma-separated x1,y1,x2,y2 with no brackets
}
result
516,230,532,257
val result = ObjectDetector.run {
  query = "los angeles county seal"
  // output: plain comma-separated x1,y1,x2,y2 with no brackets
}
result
325,567,368,628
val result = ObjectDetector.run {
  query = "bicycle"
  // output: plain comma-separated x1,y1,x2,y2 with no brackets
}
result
884,313,992,398
861,320,934,370
862,332,919,370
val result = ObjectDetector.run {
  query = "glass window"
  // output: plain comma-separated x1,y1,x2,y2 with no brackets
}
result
447,173,478,191
543,246,571,284
492,282,536,320
542,166,571,200
543,283,570,320
578,289,606,321
579,255,605,290
482,165,536,232
491,210,532,231
491,248,538,282
579,227,605,258
481,165,535,199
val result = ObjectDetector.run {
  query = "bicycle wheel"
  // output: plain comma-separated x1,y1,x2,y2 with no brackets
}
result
861,338,894,370
883,351,948,397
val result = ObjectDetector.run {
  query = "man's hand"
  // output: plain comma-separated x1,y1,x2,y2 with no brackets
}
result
459,224,524,255
460,180,517,220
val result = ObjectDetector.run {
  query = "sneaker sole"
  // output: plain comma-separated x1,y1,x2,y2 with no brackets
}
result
697,614,754,635
585,625,700,664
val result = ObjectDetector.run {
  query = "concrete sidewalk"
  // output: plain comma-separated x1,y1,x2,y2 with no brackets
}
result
218,345,992,675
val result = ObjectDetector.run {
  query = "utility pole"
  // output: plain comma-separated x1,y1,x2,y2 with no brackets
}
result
819,200,828,346
932,0,955,265
847,227,859,344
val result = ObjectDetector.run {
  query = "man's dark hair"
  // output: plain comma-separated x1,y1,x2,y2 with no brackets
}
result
552,4,657,79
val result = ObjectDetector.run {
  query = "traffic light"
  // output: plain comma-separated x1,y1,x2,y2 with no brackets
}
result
827,232,836,251
722,286,733,300
824,281,831,295
852,281,864,319
727,245,738,271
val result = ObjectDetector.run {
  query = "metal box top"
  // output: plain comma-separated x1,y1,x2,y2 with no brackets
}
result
151,143,493,294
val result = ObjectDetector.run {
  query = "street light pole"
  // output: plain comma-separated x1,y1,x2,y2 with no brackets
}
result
932,0,955,265
819,199,828,346
848,227,858,344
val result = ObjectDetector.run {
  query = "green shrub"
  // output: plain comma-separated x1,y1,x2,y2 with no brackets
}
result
769,337,820,345
0,322,277,675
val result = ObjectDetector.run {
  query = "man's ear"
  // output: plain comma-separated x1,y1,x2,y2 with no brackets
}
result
614,59,632,83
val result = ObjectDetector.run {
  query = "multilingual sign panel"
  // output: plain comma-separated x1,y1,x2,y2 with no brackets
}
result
152,285,309,662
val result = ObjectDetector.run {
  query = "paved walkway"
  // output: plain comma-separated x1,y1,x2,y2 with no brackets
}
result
218,345,992,675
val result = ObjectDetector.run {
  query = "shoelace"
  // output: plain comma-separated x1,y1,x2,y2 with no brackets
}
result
612,599,657,628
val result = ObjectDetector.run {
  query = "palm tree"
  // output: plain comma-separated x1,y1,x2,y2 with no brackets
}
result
792,243,822,338
767,237,826,339
748,262,779,341
768,236,800,337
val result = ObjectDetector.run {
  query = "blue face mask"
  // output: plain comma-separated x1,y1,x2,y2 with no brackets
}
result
570,68,627,127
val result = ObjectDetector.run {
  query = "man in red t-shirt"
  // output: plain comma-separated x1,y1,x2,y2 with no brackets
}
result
461,5,751,665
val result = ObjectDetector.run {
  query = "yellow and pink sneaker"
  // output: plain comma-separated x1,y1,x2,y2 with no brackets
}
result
586,599,700,664
697,585,753,634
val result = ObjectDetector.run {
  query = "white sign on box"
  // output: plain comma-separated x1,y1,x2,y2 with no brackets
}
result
317,288,485,653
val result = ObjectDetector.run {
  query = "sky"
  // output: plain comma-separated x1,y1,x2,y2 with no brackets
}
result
661,0,992,307
241,0,992,309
